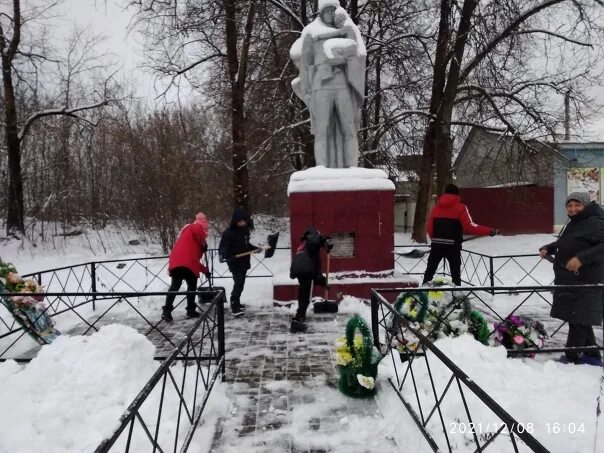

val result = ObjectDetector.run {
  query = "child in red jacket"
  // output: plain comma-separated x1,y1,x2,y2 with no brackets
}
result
162,212,210,322
423,184,497,286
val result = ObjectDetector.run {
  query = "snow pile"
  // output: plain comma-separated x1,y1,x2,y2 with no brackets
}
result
380,334,603,452
0,325,229,453
288,167,395,194
0,325,156,452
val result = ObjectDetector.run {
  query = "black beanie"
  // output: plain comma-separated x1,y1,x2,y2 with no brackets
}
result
444,183,459,195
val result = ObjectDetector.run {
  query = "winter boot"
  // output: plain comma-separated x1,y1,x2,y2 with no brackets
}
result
231,299,246,311
231,303,244,317
290,318,307,333
580,354,604,367
161,307,173,323
556,354,580,365
186,308,201,319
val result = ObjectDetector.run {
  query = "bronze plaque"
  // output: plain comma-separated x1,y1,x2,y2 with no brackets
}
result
330,232,355,258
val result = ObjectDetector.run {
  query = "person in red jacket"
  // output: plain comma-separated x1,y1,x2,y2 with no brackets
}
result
423,184,498,286
162,212,210,322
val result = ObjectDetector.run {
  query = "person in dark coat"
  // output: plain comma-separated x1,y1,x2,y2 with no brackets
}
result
423,184,497,286
289,226,333,333
162,212,210,322
539,192,604,364
218,208,259,316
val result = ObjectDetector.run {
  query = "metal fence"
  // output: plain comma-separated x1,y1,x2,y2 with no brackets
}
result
369,287,603,453
94,291,225,453
0,288,225,453
19,245,554,297
393,247,555,290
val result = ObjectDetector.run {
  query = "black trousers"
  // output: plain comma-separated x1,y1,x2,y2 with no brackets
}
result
423,247,462,286
164,267,197,311
230,269,247,304
566,323,600,359
295,277,313,321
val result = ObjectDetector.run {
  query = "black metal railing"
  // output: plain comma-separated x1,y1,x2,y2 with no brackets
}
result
393,247,554,291
20,246,554,300
369,287,598,453
370,286,603,452
0,289,225,361
0,289,225,452
94,291,225,453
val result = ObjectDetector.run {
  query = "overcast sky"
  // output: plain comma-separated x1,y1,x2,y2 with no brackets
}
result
59,0,157,100
59,0,604,140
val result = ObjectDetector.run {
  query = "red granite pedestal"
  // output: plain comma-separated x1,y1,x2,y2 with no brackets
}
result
273,168,418,303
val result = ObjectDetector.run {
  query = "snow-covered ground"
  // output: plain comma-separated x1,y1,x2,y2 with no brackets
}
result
0,224,602,452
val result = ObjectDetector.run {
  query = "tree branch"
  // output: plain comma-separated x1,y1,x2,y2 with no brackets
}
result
513,28,593,47
460,0,566,83
19,100,111,142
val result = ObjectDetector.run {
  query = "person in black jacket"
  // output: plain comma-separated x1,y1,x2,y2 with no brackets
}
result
219,208,260,316
539,192,604,365
289,226,333,333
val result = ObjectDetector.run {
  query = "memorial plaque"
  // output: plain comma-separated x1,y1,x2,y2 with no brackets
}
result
330,232,355,258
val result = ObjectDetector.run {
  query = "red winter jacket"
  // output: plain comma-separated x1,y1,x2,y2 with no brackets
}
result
427,194,492,249
168,222,208,277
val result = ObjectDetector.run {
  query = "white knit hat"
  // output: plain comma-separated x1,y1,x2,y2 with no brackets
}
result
318,0,340,13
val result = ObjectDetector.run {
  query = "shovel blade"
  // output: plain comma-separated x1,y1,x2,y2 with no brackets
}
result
313,300,339,313
264,232,280,258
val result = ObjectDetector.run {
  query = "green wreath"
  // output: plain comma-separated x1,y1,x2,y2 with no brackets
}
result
393,291,430,323
336,315,381,398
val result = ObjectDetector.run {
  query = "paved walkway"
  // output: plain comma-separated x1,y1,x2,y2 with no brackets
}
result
209,307,400,453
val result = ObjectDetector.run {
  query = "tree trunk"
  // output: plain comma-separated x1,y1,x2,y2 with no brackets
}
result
1,0,24,235
2,61,24,234
224,0,256,211
412,0,478,241
412,0,452,242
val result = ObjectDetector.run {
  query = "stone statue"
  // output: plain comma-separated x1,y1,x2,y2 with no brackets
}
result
290,1,366,168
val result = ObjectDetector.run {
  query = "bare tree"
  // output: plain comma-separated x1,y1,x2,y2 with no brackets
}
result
0,0,119,235
411,0,604,242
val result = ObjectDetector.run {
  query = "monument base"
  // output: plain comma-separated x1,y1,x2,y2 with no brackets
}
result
272,271,418,305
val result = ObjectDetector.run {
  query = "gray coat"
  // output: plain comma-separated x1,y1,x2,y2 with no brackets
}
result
541,202,604,325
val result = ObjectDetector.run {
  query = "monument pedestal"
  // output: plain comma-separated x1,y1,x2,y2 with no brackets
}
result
273,167,418,302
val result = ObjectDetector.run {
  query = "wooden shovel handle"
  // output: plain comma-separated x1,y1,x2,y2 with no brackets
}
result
324,252,330,299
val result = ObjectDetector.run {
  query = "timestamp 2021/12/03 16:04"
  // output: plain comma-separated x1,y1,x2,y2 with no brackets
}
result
448,422,586,435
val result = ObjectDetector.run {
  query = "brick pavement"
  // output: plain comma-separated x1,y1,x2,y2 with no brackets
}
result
209,308,400,453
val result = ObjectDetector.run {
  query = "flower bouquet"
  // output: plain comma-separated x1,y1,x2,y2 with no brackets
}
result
335,314,382,398
389,278,490,358
493,315,548,357
0,259,59,344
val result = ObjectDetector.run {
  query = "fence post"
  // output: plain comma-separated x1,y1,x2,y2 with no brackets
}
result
489,257,495,295
217,289,226,380
370,290,380,349
91,262,97,311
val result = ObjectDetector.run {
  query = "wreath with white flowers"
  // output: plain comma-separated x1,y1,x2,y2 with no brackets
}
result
335,314,382,398
388,277,490,356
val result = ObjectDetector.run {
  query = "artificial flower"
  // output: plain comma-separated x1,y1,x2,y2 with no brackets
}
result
336,350,353,366
357,374,375,390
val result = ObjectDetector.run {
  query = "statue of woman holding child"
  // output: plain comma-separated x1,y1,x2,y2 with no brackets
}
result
290,0,366,168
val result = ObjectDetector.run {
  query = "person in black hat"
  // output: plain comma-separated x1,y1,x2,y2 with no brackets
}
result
422,183,497,286
218,208,260,316
539,191,604,365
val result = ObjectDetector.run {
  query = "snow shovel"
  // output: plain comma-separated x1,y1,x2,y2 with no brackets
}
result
394,248,430,259
232,232,280,260
197,249,226,306
313,252,338,314
394,235,485,259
